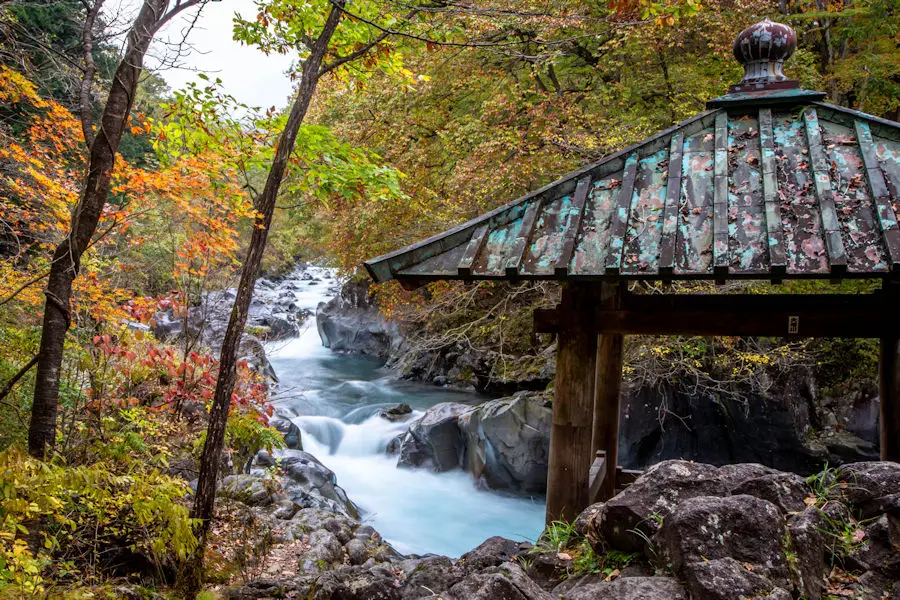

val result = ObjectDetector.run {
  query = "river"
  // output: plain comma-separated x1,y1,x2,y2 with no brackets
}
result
265,267,545,557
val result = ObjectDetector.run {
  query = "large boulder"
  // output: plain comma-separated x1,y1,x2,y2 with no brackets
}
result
661,494,790,585
443,562,551,600
396,403,470,472
835,462,900,512
683,557,789,600
593,460,726,552
458,392,551,493
787,507,827,600
278,451,359,519
316,280,402,358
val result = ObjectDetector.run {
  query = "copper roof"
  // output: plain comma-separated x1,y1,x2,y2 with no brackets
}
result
364,21,900,285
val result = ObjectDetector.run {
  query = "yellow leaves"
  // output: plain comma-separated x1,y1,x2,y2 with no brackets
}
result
0,66,47,107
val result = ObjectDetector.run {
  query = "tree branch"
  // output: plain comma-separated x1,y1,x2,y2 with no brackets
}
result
0,355,38,406
80,0,105,149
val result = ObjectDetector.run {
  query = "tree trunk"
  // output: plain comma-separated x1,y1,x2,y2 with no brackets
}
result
28,0,171,459
176,4,345,597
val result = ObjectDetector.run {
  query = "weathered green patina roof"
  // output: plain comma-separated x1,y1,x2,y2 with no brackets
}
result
364,22,900,285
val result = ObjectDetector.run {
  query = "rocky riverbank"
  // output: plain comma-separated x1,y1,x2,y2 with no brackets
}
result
151,264,338,383
219,459,900,599
315,280,882,477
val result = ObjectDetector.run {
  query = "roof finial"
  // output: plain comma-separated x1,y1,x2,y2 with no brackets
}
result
730,18,798,93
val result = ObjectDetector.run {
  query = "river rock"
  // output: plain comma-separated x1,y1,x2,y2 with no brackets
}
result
299,529,343,574
731,472,811,514
559,576,688,600
396,402,470,472
379,403,413,422
400,556,462,600
835,462,900,510
316,279,402,358
458,536,531,572
313,564,402,600
458,392,551,493
788,506,827,600
593,460,726,552
683,557,785,600
279,451,359,518
661,494,789,585
443,562,551,600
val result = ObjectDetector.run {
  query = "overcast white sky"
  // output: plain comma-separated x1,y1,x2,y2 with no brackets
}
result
149,0,296,110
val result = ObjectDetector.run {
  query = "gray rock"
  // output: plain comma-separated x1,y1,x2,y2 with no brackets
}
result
289,508,358,538
787,507,827,600
379,403,413,422
861,492,900,519
732,472,811,514
560,576,688,600
224,577,314,600
313,564,401,600
718,463,781,490
459,537,531,573
316,280,402,358
299,529,343,574
662,495,789,585
527,553,573,592
400,556,460,600
458,393,551,492
279,451,359,518
683,557,778,600
346,539,368,566
219,474,278,506
836,462,900,510
850,513,900,579
444,562,551,600
597,460,726,552
396,402,470,472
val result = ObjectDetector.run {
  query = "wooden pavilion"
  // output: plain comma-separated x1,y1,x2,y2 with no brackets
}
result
364,18,900,523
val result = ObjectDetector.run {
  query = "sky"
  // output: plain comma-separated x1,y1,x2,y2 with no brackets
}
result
150,0,296,110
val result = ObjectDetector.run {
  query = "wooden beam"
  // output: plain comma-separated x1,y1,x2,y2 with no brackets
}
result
591,282,624,502
457,224,490,277
588,451,608,505
713,111,730,280
506,202,541,277
604,154,639,276
546,284,598,524
804,108,848,275
854,120,900,272
535,292,895,338
658,133,684,277
555,176,592,277
759,108,787,278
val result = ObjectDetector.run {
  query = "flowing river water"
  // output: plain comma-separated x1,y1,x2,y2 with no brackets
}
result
265,268,545,557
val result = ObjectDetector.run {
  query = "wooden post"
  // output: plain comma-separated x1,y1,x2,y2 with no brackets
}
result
591,283,624,501
881,333,900,461
882,282,900,462
546,284,598,524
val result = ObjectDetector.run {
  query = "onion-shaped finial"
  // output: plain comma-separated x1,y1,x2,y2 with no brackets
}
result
730,18,798,92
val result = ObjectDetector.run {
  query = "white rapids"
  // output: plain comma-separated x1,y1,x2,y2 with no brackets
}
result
265,267,545,557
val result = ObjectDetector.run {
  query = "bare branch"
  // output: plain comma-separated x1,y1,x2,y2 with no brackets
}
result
80,0,105,148
0,355,38,407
